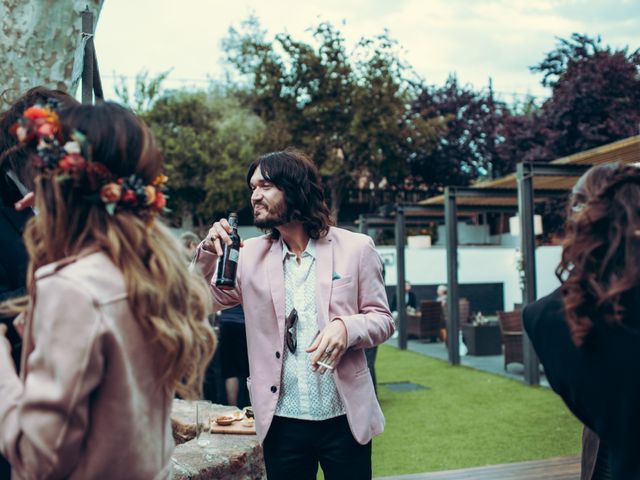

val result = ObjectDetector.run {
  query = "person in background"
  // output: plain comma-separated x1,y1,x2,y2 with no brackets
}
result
436,284,448,306
0,101,215,479
0,86,77,479
523,163,640,479
179,231,200,261
219,304,250,407
195,148,394,480
390,280,417,312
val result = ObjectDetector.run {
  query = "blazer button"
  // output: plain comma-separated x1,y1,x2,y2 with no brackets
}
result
275,351,281,359
271,385,278,393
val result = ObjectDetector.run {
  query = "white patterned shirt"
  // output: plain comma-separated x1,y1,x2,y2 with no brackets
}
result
274,239,345,420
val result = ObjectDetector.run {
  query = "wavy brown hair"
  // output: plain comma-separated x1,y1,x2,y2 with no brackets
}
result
22,102,215,398
556,162,640,347
246,148,333,240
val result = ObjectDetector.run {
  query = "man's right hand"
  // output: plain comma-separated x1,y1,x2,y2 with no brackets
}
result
203,218,243,256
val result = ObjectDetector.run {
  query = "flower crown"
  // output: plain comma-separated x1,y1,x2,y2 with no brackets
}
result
12,100,168,216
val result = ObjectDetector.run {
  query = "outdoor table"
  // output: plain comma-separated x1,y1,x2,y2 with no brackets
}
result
463,322,502,355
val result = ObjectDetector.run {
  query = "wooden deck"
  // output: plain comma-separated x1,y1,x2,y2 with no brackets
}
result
375,456,580,480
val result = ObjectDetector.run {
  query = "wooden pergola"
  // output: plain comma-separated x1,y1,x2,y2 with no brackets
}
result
390,135,640,385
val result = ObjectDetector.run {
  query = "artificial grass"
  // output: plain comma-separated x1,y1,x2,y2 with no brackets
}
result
370,344,582,477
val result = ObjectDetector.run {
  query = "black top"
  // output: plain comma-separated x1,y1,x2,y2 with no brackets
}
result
0,204,32,371
523,288,640,480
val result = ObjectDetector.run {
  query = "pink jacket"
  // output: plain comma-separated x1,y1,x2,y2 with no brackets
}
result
195,226,394,444
0,252,174,479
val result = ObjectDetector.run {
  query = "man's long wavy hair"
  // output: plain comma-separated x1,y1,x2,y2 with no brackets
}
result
246,148,333,240
21,102,215,398
556,162,640,347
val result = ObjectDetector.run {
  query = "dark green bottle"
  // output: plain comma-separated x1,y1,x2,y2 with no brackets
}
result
215,213,241,290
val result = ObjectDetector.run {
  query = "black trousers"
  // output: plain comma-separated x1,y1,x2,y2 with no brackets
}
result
263,415,372,480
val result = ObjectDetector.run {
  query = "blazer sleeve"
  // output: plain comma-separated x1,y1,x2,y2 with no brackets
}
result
192,242,241,310
0,275,105,480
338,238,395,349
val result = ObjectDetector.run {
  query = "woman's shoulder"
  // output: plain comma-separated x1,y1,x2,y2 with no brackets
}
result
523,288,565,338
35,251,126,303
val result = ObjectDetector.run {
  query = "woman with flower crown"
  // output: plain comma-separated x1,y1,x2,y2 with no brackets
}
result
0,101,215,479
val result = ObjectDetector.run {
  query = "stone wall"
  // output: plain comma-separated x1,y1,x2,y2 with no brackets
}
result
171,399,266,480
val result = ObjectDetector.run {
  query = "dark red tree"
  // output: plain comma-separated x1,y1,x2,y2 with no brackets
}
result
498,34,640,164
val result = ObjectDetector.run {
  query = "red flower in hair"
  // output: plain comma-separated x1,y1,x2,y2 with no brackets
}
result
122,189,137,204
85,162,112,191
154,192,167,210
58,153,86,172
36,122,57,138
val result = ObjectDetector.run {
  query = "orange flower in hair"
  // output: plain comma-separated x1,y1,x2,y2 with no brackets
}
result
100,183,122,203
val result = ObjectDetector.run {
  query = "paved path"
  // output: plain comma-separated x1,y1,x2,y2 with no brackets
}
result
375,455,580,480
386,338,550,388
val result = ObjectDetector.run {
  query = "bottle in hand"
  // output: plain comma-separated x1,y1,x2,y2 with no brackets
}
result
215,212,241,290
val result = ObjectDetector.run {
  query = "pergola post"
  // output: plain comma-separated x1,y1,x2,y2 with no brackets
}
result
395,205,408,350
81,8,94,105
81,7,103,104
445,187,460,365
516,163,540,385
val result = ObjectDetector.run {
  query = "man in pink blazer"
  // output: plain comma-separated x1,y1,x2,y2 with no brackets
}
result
195,148,394,479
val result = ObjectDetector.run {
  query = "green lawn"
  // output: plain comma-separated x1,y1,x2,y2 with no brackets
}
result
369,345,581,477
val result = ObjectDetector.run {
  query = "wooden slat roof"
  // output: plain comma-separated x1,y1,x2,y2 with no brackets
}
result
420,135,640,208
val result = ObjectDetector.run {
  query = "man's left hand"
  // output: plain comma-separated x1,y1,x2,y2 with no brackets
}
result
307,319,347,374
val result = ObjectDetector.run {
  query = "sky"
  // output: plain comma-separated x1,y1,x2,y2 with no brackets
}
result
94,0,640,105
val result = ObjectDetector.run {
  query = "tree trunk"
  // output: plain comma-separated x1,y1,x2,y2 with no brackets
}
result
0,0,104,110
328,177,344,224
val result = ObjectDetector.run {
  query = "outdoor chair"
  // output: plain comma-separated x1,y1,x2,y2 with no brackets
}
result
497,310,524,370
408,300,443,342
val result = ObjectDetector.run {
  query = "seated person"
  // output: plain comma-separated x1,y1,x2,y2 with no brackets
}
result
436,284,447,305
390,280,417,311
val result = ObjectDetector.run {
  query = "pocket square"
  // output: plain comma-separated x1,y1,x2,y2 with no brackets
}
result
332,272,342,281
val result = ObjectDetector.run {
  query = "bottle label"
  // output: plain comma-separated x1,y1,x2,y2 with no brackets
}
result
229,249,239,263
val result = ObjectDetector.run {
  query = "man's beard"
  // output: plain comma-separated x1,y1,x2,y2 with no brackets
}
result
253,201,288,229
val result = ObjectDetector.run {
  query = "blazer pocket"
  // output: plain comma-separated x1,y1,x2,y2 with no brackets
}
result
332,276,353,289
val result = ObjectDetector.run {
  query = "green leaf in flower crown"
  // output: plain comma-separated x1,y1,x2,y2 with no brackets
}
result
70,130,92,161
56,173,71,183
105,202,116,216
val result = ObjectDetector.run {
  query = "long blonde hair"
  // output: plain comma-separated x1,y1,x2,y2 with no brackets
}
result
22,102,215,398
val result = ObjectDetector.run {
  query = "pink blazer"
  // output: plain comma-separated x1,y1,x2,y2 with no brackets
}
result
195,226,394,444
0,252,174,479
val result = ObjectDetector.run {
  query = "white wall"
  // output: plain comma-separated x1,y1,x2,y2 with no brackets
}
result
435,223,491,245
377,244,562,311
535,245,562,298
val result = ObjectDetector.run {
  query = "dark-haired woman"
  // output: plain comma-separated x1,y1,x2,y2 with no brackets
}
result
524,162,640,480
0,87,77,479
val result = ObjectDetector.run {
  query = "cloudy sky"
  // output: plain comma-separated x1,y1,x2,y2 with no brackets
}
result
94,0,639,104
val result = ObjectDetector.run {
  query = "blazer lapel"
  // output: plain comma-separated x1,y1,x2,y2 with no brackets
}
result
268,240,286,336
315,236,333,328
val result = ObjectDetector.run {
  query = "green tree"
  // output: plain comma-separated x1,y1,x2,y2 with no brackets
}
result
223,17,442,220
143,88,265,229
114,69,172,114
